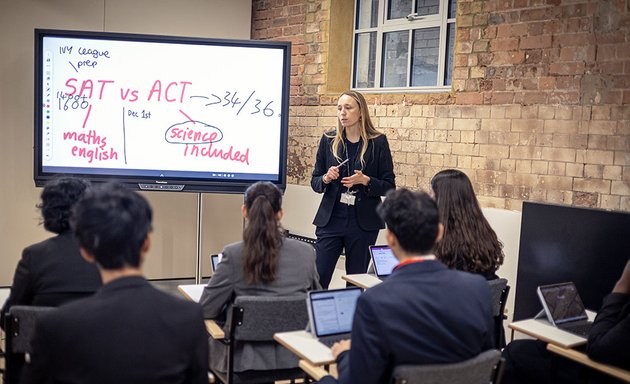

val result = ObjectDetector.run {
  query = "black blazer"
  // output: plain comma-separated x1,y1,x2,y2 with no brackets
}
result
311,133,395,231
1,231,102,329
321,261,494,384
23,276,209,384
586,292,630,370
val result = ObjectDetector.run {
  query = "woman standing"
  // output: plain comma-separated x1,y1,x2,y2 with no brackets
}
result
430,169,505,280
311,91,395,288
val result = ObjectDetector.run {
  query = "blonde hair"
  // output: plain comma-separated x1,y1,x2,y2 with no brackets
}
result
327,91,381,168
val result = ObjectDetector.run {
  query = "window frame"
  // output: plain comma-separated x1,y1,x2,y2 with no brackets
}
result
351,0,456,93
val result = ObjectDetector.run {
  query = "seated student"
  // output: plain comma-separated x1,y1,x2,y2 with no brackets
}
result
431,169,505,280
502,258,630,384
319,188,494,384
23,184,209,384
1,177,102,330
199,181,321,375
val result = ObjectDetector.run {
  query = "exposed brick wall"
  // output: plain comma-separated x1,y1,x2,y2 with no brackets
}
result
252,0,630,211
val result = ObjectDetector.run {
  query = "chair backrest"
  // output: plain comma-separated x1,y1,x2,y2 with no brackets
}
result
229,295,308,342
487,278,510,348
391,349,503,384
487,278,508,317
6,305,55,354
4,306,55,384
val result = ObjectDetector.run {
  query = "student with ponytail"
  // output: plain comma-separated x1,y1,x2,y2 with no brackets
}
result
200,181,321,376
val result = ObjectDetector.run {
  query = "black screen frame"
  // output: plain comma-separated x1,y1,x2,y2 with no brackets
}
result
34,28,291,193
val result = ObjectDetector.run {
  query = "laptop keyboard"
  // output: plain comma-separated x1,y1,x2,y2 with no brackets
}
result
319,334,350,348
560,322,592,337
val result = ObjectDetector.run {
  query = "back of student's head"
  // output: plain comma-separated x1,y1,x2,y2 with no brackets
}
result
71,183,152,270
242,181,284,284
430,169,480,215
377,188,439,255
430,169,504,274
39,177,91,234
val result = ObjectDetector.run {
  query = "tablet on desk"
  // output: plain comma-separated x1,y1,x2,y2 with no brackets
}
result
537,282,593,338
368,245,398,279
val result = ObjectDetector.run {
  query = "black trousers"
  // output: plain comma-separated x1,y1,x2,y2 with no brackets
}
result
315,206,379,289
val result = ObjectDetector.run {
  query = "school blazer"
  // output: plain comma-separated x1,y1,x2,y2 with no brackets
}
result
321,261,495,384
311,133,395,231
1,231,102,330
199,238,321,373
24,276,209,384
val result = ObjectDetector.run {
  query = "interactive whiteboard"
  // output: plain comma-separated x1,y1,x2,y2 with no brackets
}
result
34,29,290,193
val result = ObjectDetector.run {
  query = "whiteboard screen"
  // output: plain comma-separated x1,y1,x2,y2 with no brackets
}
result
34,29,290,193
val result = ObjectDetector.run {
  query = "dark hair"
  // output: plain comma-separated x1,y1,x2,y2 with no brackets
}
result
71,183,152,270
377,188,439,254
242,181,284,284
431,169,504,275
38,177,91,234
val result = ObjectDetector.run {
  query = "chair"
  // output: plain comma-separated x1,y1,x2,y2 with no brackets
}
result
488,278,510,349
391,349,504,384
3,305,55,384
209,295,309,384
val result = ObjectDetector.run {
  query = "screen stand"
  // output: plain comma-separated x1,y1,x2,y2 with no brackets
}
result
534,309,547,320
195,192,203,284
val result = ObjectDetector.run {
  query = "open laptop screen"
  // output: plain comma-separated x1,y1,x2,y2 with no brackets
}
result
308,287,362,337
369,245,398,278
538,282,588,325
210,253,223,273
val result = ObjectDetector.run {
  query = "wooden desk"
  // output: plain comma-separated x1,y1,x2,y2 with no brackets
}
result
273,330,335,366
508,311,595,349
205,319,225,339
547,343,630,383
178,285,225,339
342,274,382,289
300,360,338,380
177,284,205,302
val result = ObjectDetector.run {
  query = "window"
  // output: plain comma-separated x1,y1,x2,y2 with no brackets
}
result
352,0,456,92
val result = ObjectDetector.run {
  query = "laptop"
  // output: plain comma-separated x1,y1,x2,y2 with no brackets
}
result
537,282,593,337
210,253,223,273
306,287,363,347
369,245,398,279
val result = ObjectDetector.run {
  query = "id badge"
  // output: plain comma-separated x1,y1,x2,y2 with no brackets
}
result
340,192,356,206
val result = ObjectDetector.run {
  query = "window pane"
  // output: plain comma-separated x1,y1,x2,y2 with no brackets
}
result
356,0,379,29
448,0,457,18
387,0,411,20
444,23,455,85
382,30,409,87
354,32,377,88
415,0,439,16
411,27,439,86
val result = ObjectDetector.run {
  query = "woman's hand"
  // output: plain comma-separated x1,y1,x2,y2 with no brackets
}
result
323,165,340,184
341,170,370,189
613,259,630,294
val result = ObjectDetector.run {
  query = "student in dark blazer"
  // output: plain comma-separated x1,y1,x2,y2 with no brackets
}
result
23,184,208,384
200,181,321,375
311,91,395,288
1,177,101,330
319,189,494,384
